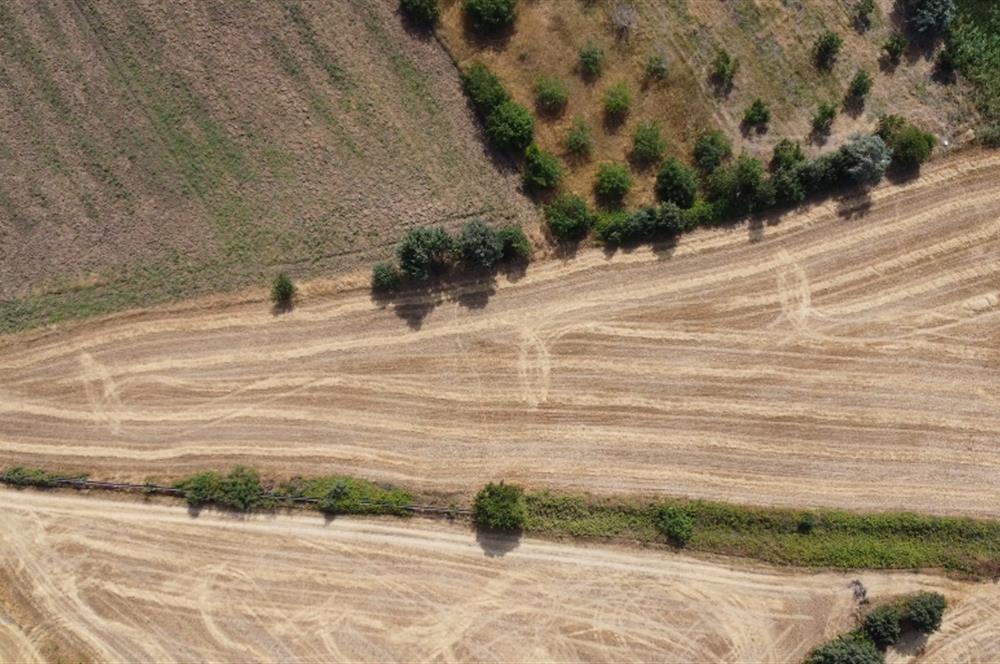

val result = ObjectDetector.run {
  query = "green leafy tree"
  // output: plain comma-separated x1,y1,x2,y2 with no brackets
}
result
847,69,874,103
396,227,455,280
902,0,954,37
497,225,532,260
371,262,402,291
474,482,527,530
176,471,222,507
400,0,439,27
534,76,568,114
654,156,698,209
464,0,518,33
883,33,907,64
878,116,935,170
706,154,775,217
603,82,632,122
565,115,593,157
631,121,666,166
863,605,903,650
461,63,510,117
655,505,694,546
771,139,806,172
806,635,884,664
459,219,503,269
903,592,947,633
486,100,534,152
523,144,564,190
271,273,296,308
812,102,838,134
814,30,844,70
711,49,739,89
579,42,605,78
217,466,267,511
855,0,877,29
595,162,632,205
840,134,891,186
742,98,771,129
544,192,592,241
693,129,732,173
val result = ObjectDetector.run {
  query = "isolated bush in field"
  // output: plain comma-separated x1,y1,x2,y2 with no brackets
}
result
655,505,694,546
806,634,884,664
459,219,504,269
271,273,296,308
631,121,666,166
371,262,402,291
840,134,891,186
711,49,739,89
645,53,668,81
902,591,947,633
814,30,843,70
770,138,805,172
400,0,439,27
464,0,518,33
461,62,510,117
855,0,877,29
654,156,697,209
812,101,838,134
902,0,954,37
497,225,532,260
883,33,907,64
706,154,775,217
603,81,632,122
742,98,771,129
474,482,527,530
594,162,632,205
847,69,874,103
534,76,568,114
396,226,455,280
579,42,605,78
862,605,903,649
544,192,592,241
523,143,564,191
565,115,593,157
486,100,534,152
692,129,732,173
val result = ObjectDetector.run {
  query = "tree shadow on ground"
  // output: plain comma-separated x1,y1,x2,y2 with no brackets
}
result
475,526,522,558
891,629,929,658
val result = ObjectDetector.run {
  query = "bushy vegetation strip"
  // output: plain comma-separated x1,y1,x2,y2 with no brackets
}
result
6,467,1000,576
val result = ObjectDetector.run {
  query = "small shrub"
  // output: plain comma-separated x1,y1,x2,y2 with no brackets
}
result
486,100,534,152
631,121,666,166
847,69,874,102
579,42,605,78
855,0,877,29
742,98,771,129
464,0,518,34
534,76,568,114
693,129,732,173
371,262,401,291
497,225,532,260
770,138,805,172
592,210,631,244
645,53,668,81
594,162,632,205
271,273,296,307
603,81,632,122
890,125,936,169
474,482,527,530
712,49,739,89
461,63,510,117
397,227,455,280
545,192,592,241
883,33,907,64
565,115,593,157
654,156,698,209
814,30,844,70
459,219,503,269
523,143,564,191
655,505,694,546
902,591,947,633
806,634,884,664
862,605,903,649
400,0,439,27
812,102,838,135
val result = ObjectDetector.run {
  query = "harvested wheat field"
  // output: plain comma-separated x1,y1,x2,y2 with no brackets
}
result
2,151,1000,515
1,488,997,663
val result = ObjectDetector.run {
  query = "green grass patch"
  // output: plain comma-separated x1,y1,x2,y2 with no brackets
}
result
278,475,414,516
952,0,1000,123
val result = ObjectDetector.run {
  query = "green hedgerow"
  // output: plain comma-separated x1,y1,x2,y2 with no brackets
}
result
862,605,903,650
534,75,568,114
464,0,518,34
461,62,510,117
883,33,907,64
654,156,698,209
459,218,504,270
523,143,564,190
497,225,532,260
594,162,632,205
565,115,593,157
544,192,592,241
371,262,402,291
655,505,694,546
902,592,947,634
692,129,732,173
806,634,883,664
486,100,534,152
400,0,439,27
474,482,527,530
631,121,666,166
771,138,806,172
396,226,455,280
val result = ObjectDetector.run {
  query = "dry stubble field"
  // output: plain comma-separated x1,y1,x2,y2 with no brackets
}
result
2,489,998,663
1,150,999,517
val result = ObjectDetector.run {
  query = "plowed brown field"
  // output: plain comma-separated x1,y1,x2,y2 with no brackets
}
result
2,489,998,663
2,151,999,516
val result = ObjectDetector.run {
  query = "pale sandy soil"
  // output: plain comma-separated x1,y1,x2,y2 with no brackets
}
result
1,151,999,516
1,489,997,663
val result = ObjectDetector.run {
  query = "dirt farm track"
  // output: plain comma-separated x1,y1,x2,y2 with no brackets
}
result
2,151,1000,516
2,489,999,662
